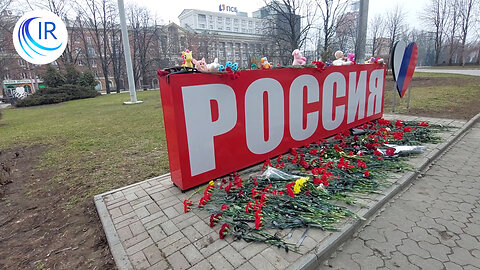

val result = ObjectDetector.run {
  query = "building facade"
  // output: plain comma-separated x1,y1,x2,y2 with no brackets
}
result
178,9,275,68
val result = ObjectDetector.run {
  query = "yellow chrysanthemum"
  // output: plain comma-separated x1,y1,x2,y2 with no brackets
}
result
209,180,215,186
293,177,309,194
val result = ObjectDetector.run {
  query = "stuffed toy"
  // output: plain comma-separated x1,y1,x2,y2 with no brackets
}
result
347,53,355,64
260,57,271,69
181,50,193,68
332,51,345,66
193,57,208,72
292,49,307,65
332,51,353,66
207,58,220,72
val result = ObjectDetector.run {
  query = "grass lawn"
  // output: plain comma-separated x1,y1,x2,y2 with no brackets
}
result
383,72,480,119
0,91,169,207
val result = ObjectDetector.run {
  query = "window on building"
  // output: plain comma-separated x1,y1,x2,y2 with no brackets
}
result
91,60,97,67
209,25,213,29
199,23,205,28
18,59,26,67
21,72,28,79
242,28,246,32
217,25,223,30
234,27,238,32
88,47,96,56
87,36,92,45
226,26,230,31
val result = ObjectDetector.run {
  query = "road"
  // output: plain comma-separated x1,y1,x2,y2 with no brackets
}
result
416,68,480,77
320,122,480,270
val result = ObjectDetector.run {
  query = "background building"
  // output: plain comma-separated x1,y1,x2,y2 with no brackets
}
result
178,8,274,68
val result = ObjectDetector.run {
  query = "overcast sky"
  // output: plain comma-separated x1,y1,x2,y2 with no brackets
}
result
124,0,427,28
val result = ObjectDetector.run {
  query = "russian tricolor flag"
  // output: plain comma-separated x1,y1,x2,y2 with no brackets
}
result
391,41,418,98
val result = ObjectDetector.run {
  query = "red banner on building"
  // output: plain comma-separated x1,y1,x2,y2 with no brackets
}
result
159,65,386,190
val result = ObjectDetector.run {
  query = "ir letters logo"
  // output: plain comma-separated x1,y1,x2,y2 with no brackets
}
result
13,10,68,65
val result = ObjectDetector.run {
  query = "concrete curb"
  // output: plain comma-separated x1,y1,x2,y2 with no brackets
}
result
291,112,480,270
94,174,171,270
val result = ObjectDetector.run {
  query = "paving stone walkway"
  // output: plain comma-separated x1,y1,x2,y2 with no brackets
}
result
95,115,470,270
320,122,480,270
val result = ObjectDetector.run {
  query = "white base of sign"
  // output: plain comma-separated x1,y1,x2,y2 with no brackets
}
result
123,101,144,105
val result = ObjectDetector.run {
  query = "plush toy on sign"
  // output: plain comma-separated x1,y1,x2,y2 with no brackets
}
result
181,50,193,68
292,49,307,65
332,51,353,66
193,57,208,72
207,58,220,72
347,53,356,64
365,57,385,65
260,57,271,69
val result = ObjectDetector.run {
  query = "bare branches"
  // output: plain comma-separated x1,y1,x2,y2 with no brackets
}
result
369,14,384,56
263,0,316,65
421,0,449,64
314,0,349,61
458,0,477,65
385,4,407,54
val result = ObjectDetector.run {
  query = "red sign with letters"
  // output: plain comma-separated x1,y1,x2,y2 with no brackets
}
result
159,65,386,190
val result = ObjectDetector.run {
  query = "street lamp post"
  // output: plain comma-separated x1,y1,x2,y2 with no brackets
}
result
355,0,369,63
118,0,143,105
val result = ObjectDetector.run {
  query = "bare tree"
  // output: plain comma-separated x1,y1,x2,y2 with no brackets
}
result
78,0,115,93
110,23,124,92
335,10,357,54
385,5,407,55
0,0,11,13
127,4,160,89
446,0,460,64
458,0,477,66
263,0,316,65
369,14,384,56
315,0,349,61
421,0,449,65
0,0,13,96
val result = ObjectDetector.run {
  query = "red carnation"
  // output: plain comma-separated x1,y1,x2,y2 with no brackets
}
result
254,210,262,229
364,170,370,177
286,182,295,198
219,223,230,239
386,147,395,156
334,144,342,152
245,201,253,213
357,160,367,168
374,150,382,156
183,200,193,213
221,204,230,211
395,120,403,128
419,121,429,127
209,213,222,227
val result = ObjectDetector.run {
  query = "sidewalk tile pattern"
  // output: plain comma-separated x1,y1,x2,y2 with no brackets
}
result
320,123,480,270
96,114,468,269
